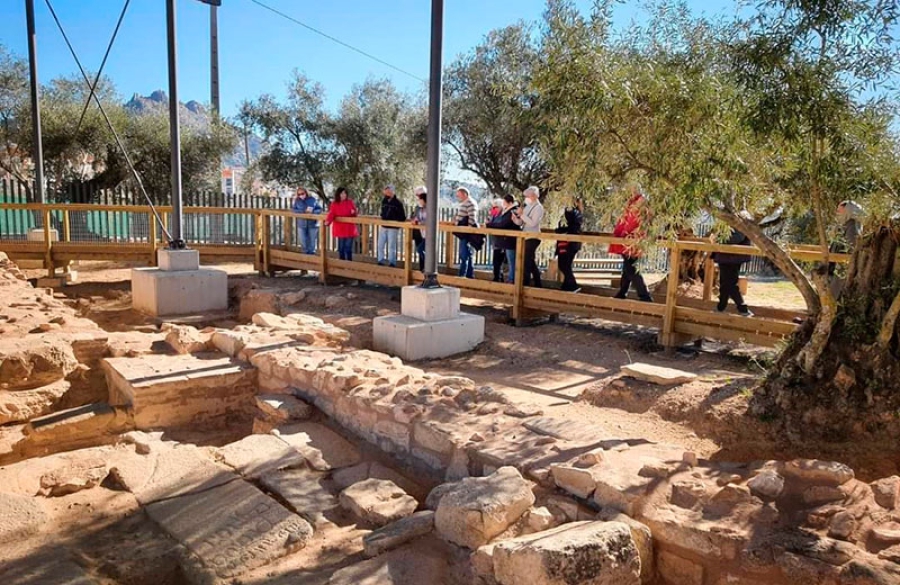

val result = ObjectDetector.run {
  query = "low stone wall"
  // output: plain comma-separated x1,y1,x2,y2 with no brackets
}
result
244,323,900,585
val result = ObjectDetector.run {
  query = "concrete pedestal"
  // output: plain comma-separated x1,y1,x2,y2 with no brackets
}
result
131,249,227,317
27,228,58,242
373,286,484,361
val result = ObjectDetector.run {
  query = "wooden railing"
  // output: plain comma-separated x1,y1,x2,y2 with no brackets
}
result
0,202,851,349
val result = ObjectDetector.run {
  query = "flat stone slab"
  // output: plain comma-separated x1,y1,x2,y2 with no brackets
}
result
259,469,340,527
340,478,419,527
218,434,306,478
363,510,435,558
523,417,610,444
0,491,47,545
328,538,450,585
103,353,256,429
620,363,697,385
109,442,237,505
0,548,98,584
146,479,313,581
274,422,362,471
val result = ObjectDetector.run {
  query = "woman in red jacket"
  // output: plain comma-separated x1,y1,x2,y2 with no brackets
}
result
325,187,359,261
609,192,653,302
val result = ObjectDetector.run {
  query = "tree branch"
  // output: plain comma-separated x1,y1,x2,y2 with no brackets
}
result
877,288,900,351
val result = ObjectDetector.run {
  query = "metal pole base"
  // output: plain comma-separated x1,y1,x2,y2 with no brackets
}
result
420,273,441,289
167,239,186,250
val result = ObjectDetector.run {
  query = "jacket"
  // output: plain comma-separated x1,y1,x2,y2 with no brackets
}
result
609,200,644,257
325,199,359,239
380,196,407,227
713,229,751,265
555,208,583,256
292,196,322,230
488,207,521,251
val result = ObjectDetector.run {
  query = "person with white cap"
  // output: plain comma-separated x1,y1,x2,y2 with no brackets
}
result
512,186,545,287
377,184,406,267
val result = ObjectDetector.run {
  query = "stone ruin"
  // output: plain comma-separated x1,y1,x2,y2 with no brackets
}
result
1,256,900,584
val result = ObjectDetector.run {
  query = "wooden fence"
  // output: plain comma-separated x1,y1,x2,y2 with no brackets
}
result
0,201,850,349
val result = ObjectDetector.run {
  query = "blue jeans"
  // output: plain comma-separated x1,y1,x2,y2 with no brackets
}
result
300,224,318,255
377,228,399,266
458,239,474,278
337,237,354,261
505,249,516,283
416,240,426,271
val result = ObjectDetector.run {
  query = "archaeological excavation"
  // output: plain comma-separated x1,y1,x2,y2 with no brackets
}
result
0,254,899,585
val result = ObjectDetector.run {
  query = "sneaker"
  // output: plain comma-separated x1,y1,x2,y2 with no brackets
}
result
389,263,397,268
738,309,754,317
573,287,582,294
716,306,726,313
613,294,626,299
639,296,654,303
377,261,384,266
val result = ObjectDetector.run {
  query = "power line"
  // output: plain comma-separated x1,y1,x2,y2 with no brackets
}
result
247,0,427,83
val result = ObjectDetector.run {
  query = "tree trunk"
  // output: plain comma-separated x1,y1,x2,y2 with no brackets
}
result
752,223,900,443
650,248,705,294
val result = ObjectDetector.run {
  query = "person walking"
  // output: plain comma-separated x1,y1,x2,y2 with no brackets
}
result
609,192,653,302
488,198,507,282
512,186,545,287
411,187,427,271
713,221,753,316
555,199,584,292
292,187,322,254
377,185,406,267
454,187,479,279
324,187,359,261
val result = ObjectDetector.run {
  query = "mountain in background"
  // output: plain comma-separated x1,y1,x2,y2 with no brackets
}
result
125,91,261,167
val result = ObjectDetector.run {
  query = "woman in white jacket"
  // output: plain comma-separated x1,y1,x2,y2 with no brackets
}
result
512,186,545,287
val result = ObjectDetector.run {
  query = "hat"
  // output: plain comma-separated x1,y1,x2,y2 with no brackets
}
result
384,185,395,193
414,186,427,195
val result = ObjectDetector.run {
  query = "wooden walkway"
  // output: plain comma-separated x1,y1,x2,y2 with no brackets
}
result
0,202,849,349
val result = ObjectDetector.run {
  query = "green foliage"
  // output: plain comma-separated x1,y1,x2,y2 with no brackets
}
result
240,72,425,203
443,22,552,198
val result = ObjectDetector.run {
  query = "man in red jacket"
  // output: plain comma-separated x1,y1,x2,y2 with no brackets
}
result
609,192,653,302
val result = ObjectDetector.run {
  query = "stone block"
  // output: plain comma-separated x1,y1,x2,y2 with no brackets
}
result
146,478,313,581
218,434,306,478
621,363,697,385
163,324,210,354
363,510,435,557
783,459,854,486
372,313,484,361
492,521,642,585
435,466,535,549
0,337,79,391
747,470,785,499
871,476,900,509
375,419,410,451
413,420,458,455
22,403,132,456
339,478,418,527
157,249,199,271
256,394,312,424
400,285,460,322
274,422,361,471
131,267,227,317
598,511,655,584
658,551,704,585
103,353,256,430
0,380,70,425
259,468,339,527
551,464,603,499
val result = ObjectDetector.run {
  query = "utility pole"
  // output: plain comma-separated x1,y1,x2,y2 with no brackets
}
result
209,2,220,114
166,0,184,248
421,0,443,288
25,0,45,205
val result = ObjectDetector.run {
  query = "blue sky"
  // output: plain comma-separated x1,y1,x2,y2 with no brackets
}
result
0,0,736,118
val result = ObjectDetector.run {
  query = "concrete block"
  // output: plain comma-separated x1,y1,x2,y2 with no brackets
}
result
400,286,460,322
372,313,484,361
27,228,58,242
157,249,200,271
131,267,227,317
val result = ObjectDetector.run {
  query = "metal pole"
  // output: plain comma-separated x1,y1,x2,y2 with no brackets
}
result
421,0,443,288
210,3,220,113
25,0,45,205
166,0,185,248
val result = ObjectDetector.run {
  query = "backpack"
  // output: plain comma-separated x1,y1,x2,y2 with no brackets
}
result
456,217,486,251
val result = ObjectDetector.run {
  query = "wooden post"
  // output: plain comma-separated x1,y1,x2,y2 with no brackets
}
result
444,225,455,273
702,255,714,302
283,213,291,248
254,213,263,274
62,209,71,242
361,224,370,257
403,226,414,286
318,220,328,284
660,245,682,349
513,235,526,325
148,211,158,266
263,214,273,277
43,208,54,277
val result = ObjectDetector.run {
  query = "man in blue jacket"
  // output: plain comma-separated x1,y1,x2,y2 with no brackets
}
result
292,188,322,255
